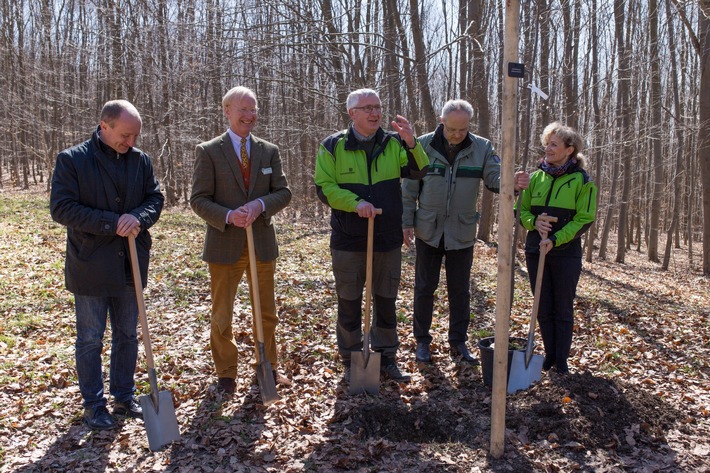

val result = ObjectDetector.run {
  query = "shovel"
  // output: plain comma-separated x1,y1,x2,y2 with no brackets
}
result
507,215,557,394
245,224,280,406
349,210,382,395
127,235,181,451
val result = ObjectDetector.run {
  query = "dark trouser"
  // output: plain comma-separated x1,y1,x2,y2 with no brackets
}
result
525,253,582,372
74,289,139,409
413,237,474,345
331,248,401,364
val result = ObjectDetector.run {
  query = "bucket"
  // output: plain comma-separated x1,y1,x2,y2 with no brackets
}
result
477,336,529,387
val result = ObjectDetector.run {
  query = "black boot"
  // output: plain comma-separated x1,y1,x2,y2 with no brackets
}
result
450,342,479,365
542,355,556,372
415,342,432,363
555,321,574,374
538,321,557,371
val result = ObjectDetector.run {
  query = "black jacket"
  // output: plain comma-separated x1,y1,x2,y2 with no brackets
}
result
50,127,164,296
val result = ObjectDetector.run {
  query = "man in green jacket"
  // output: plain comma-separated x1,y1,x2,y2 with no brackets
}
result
315,88,430,384
402,99,528,364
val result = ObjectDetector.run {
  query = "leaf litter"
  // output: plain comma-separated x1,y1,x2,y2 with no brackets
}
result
0,194,708,472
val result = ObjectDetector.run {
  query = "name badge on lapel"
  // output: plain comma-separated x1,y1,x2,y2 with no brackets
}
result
262,167,273,175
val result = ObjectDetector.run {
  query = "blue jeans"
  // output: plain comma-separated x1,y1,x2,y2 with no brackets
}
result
74,288,138,409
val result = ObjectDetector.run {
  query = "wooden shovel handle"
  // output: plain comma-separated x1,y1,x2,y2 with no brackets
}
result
363,208,382,336
527,215,558,342
245,224,265,346
128,236,162,409
128,235,156,372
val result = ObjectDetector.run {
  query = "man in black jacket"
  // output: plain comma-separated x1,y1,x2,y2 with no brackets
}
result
50,100,164,430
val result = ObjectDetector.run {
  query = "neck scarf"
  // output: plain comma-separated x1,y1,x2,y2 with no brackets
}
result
541,157,577,177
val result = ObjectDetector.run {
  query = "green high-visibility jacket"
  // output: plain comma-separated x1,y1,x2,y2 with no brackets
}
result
314,126,429,252
519,166,598,257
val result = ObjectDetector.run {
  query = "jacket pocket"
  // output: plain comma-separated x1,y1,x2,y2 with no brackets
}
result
75,233,98,261
455,211,480,243
413,208,438,242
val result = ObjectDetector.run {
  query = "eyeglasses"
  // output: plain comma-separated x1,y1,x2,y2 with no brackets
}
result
235,108,259,115
444,125,470,134
352,105,382,114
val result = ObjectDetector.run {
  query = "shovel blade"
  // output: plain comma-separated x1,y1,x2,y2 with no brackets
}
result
507,350,544,394
256,358,280,406
349,350,381,395
139,391,180,451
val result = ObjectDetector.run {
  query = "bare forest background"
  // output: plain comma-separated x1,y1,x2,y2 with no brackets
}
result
1,0,710,275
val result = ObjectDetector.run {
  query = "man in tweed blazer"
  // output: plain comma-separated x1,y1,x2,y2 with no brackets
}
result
190,86,291,395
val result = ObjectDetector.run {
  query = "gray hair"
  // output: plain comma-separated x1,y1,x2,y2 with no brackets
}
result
100,100,141,126
346,88,380,111
222,86,258,108
441,99,474,120
541,121,587,169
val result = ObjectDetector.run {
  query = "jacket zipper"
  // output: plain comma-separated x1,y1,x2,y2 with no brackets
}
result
367,138,387,199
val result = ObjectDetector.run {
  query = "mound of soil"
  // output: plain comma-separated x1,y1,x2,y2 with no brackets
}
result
507,371,684,451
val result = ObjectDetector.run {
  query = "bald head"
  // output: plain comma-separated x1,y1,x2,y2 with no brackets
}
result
99,100,142,154
100,100,141,127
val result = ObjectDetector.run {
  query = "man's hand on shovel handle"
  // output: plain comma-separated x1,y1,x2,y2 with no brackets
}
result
355,202,383,219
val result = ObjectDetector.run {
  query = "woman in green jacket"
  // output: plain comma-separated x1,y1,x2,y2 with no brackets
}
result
519,122,598,375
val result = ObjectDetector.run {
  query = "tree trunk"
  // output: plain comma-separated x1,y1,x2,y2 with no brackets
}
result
538,0,551,127
472,0,494,242
561,0,579,127
585,0,600,263
614,0,631,263
663,0,684,270
647,0,663,262
409,0,437,131
389,0,420,126
321,0,351,126
699,0,710,275
459,0,468,99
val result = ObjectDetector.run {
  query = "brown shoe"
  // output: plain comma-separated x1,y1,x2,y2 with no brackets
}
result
217,377,236,394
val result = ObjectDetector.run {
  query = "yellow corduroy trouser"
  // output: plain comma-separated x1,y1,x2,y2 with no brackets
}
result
208,255,278,379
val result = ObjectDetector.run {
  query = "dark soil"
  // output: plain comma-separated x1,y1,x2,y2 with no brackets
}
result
313,362,690,472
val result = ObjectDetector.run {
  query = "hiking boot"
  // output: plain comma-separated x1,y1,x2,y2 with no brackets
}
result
380,362,411,383
217,377,237,394
450,342,480,365
84,405,117,430
343,366,351,383
415,342,432,363
113,397,143,419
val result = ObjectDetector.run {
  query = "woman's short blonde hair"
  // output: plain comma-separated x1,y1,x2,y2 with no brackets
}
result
541,122,587,169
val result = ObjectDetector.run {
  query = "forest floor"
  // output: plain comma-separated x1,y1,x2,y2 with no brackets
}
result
1,190,708,473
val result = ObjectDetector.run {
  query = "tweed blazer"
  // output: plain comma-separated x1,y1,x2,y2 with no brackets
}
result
190,132,291,264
